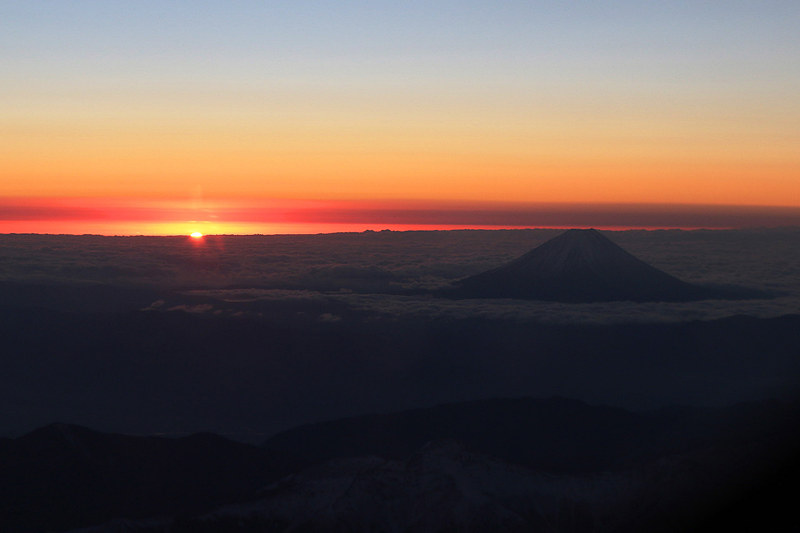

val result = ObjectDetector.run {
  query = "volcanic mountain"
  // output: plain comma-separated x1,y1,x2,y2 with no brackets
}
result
451,229,752,302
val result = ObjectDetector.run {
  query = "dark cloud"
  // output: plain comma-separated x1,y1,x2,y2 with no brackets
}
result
0,204,106,220
283,203,800,229
4,198,800,229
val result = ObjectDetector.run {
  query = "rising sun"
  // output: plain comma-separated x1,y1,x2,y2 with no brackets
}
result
190,232,204,238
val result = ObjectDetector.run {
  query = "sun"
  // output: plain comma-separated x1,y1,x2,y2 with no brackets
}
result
190,231,204,238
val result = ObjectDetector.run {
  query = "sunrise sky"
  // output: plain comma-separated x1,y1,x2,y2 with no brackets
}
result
2,1,799,234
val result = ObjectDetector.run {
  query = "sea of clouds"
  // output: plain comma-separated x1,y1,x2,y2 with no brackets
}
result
1,228,798,323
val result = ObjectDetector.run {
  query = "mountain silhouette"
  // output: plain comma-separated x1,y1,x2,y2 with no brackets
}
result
0,423,280,533
4,400,799,532
450,229,751,302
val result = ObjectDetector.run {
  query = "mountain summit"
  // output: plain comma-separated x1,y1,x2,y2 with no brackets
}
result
452,229,726,302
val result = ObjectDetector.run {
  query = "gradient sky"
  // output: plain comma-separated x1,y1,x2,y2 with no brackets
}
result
1,1,799,234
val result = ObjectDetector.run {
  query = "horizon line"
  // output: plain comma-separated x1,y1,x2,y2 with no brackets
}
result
4,224,800,239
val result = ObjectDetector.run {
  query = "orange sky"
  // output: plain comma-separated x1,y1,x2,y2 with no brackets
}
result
2,3,798,234
3,89,798,207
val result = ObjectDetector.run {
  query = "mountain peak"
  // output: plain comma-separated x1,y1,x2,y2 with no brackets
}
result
451,229,722,302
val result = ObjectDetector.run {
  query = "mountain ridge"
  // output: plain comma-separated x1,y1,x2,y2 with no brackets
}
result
3,397,799,532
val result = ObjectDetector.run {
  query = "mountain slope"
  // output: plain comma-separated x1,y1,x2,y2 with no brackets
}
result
197,398,800,533
451,229,755,302
262,397,649,473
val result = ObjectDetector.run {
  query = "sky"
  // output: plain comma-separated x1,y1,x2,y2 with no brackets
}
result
1,1,799,234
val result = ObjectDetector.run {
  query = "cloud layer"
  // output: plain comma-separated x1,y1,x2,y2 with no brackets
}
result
1,228,798,323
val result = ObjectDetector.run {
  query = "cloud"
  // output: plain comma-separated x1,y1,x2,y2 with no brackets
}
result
280,202,800,229
167,303,214,314
318,313,342,323
0,204,104,221
4,198,800,231
143,299,166,311
1,228,799,323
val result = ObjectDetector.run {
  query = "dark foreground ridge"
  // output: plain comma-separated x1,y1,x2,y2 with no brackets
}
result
449,228,768,302
2,397,798,532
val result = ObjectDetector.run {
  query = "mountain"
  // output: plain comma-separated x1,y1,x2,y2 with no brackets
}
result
5,399,799,532
260,396,800,476
193,435,799,533
0,423,281,533
262,397,651,473
162,398,800,532
197,441,646,533
450,228,760,302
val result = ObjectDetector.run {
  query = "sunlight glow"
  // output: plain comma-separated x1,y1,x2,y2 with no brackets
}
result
190,232,203,238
